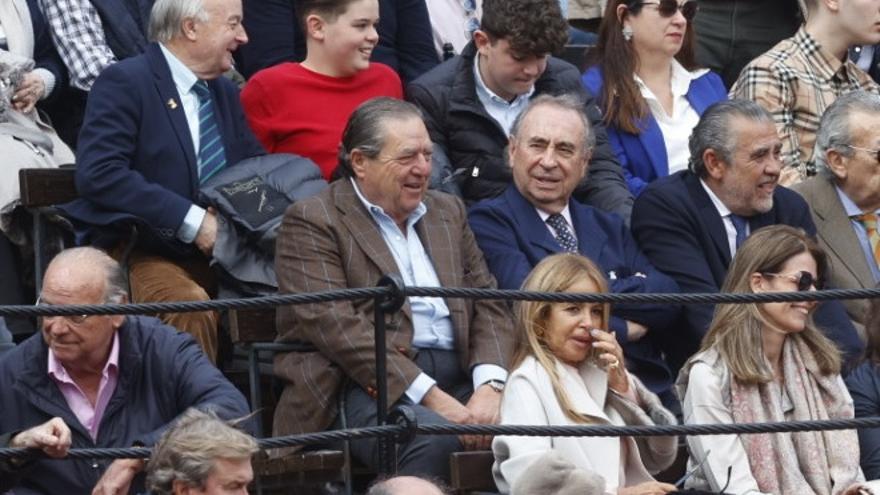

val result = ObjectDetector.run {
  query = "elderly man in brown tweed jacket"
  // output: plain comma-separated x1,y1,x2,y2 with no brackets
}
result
272,97,515,481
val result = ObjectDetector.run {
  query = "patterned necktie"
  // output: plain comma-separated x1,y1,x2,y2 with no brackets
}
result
854,212,880,267
546,213,578,253
191,80,226,183
729,214,749,251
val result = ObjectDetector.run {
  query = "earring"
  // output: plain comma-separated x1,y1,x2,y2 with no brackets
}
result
622,25,633,41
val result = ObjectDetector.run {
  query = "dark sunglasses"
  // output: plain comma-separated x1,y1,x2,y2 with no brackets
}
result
761,270,822,292
638,0,699,21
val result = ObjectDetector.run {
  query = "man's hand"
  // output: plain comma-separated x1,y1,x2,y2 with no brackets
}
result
194,207,218,256
625,321,648,342
422,386,485,450
12,72,46,114
91,458,144,495
464,383,502,450
9,417,71,458
422,386,472,424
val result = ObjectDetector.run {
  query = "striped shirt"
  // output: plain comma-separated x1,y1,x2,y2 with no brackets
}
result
731,27,880,182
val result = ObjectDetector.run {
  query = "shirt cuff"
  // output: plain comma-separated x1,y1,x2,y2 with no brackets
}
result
472,364,508,391
32,68,55,100
404,372,437,404
176,205,206,243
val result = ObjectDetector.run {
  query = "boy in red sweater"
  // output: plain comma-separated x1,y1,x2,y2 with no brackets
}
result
241,0,403,180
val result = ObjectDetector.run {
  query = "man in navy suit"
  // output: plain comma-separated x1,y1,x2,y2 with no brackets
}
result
468,94,681,407
631,99,863,374
62,0,264,363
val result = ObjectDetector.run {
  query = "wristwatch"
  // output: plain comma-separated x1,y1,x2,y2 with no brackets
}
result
484,379,505,393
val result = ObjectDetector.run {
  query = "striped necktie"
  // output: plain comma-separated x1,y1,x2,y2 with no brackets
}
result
191,80,226,183
854,212,880,267
546,213,578,253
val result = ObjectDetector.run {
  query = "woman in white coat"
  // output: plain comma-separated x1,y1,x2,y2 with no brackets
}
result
492,253,678,495
676,225,874,495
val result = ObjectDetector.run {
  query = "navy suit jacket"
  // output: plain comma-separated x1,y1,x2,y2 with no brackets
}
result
468,185,681,393
631,171,863,372
63,43,265,256
581,67,727,196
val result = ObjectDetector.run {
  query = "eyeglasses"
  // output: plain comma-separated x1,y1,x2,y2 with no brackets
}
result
35,297,93,325
845,144,880,164
638,0,699,21
760,270,822,291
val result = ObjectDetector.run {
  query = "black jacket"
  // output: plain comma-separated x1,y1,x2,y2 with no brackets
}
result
200,153,328,296
406,41,633,221
0,316,251,494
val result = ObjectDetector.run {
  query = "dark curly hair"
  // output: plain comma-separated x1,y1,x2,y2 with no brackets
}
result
480,0,568,57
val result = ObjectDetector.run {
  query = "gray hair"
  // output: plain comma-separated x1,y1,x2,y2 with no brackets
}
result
336,97,424,178
367,476,449,495
148,0,210,43
146,408,258,495
47,247,128,303
509,93,595,151
689,99,774,178
813,91,880,176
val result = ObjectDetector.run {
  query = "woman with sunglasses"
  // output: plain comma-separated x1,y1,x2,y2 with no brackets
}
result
493,253,678,495
676,225,871,495
581,0,726,196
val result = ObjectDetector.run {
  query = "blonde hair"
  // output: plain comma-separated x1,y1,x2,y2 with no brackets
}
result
700,225,841,383
514,253,610,423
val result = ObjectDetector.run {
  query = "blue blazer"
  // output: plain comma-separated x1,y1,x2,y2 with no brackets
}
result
468,185,681,394
63,43,265,256
631,171,864,373
582,66,727,196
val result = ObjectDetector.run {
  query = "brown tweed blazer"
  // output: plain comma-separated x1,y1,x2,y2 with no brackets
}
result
272,179,515,437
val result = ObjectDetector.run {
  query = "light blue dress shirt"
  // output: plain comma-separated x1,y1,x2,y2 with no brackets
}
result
836,186,880,283
351,179,506,403
473,55,534,136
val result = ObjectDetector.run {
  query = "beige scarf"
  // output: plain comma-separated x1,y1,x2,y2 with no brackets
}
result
729,336,862,495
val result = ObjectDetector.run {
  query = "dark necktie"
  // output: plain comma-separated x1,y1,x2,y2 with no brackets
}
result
191,80,226,183
729,214,749,252
546,213,578,253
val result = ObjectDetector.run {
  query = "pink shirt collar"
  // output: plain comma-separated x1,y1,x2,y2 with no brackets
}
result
47,331,120,442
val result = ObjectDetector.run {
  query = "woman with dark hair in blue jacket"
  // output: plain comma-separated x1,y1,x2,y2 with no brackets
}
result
582,0,726,196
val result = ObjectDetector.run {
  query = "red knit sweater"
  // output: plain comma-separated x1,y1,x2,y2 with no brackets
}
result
241,62,403,179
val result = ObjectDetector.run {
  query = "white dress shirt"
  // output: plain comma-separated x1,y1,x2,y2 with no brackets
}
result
634,61,708,175
700,179,749,257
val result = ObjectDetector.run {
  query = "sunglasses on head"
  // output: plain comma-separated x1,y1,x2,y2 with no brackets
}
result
760,270,822,292
637,0,699,21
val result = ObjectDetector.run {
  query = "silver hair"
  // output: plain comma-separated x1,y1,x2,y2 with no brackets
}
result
688,99,774,178
148,0,210,43
509,93,596,151
47,247,127,303
146,408,258,495
813,91,880,177
336,97,424,178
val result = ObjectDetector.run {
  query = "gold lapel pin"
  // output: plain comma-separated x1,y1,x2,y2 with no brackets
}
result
167,98,178,110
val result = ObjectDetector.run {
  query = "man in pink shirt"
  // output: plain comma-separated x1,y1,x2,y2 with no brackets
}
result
0,247,250,494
